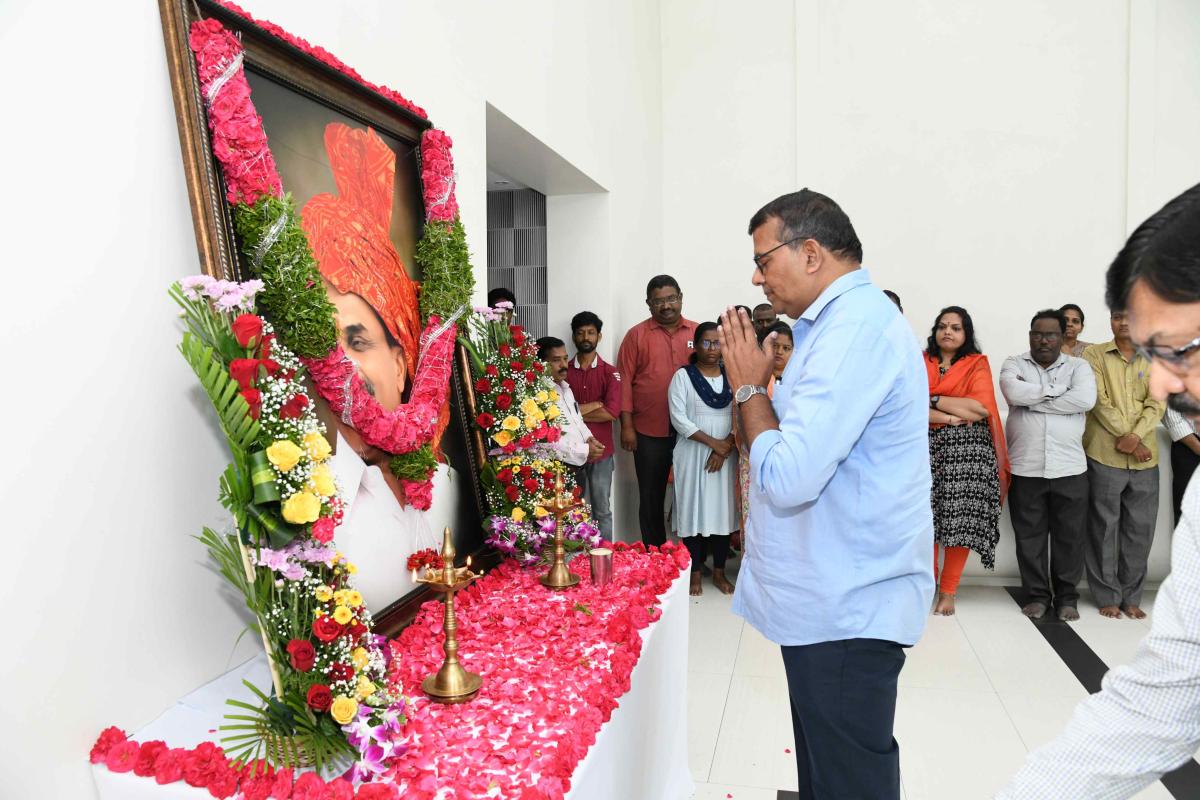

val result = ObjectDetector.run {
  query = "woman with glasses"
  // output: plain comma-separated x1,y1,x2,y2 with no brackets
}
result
925,306,1011,615
668,321,738,595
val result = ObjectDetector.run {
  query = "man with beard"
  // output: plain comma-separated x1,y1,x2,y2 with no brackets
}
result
566,311,621,540
1000,309,1096,622
998,182,1200,799
1081,309,1165,619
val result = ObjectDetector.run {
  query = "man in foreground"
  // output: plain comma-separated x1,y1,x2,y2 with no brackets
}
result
720,189,933,799
998,182,1200,799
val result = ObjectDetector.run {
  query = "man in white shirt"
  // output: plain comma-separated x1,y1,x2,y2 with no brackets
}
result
1000,309,1097,622
998,181,1200,799
536,336,604,470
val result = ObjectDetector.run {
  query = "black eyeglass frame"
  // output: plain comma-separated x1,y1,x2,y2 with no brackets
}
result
1136,334,1200,369
753,236,806,272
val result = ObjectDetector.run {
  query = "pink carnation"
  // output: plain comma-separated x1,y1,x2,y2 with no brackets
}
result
104,740,141,773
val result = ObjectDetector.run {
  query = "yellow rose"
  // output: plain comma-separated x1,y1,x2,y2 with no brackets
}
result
282,491,321,524
303,432,331,462
511,507,527,522
493,430,513,446
535,391,549,403
501,415,521,432
314,585,333,603
347,590,364,608
351,647,370,670
520,398,540,417
356,676,377,700
266,439,304,473
545,404,561,420
333,605,353,625
534,506,549,518
524,415,540,430
310,463,336,498
330,696,358,725
548,389,559,402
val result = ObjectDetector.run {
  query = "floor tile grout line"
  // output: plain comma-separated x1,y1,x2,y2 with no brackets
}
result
704,618,744,783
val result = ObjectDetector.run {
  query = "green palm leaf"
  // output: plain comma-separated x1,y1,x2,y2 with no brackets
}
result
179,332,262,453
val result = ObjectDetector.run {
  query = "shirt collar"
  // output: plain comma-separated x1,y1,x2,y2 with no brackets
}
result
571,354,604,370
1020,351,1069,370
799,268,871,323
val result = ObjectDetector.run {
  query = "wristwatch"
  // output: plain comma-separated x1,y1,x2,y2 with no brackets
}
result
735,384,768,404
930,395,941,410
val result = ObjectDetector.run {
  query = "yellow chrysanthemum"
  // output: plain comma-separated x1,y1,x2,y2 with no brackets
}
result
333,590,350,607
347,590,364,608
266,439,304,473
333,606,353,625
303,432,331,462
346,562,358,575
314,585,334,603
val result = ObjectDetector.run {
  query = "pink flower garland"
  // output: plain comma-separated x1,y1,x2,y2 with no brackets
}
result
380,544,691,799
420,129,458,223
212,1,428,120
187,18,283,205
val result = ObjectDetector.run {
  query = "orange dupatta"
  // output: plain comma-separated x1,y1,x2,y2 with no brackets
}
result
926,353,1011,503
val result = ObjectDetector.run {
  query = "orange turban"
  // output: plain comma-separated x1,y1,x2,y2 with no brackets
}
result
301,123,420,375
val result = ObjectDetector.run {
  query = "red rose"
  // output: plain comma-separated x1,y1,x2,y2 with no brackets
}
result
134,740,168,777
262,358,282,376
154,748,186,784
240,388,262,419
312,615,342,642
279,393,309,419
525,371,537,384
496,468,513,484
286,639,316,671
523,478,539,492
475,378,492,393
105,740,141,773
501,379,516,393
311,516,336,543
306,684,332,712
328,662,354,682
498,344,512,357
511,361,525,372
476,412,495,428
510,327,526,345
485,364,499,377
543,475,555,489
531,361,543,373
231,314,264,348
348,620,368,639
496,394,513,410
90,726,127,763
229,358,260,389
505,485,521,502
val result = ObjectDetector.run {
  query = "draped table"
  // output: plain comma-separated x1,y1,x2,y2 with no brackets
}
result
92,550,692,800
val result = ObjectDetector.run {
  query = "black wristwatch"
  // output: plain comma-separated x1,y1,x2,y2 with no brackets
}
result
930,395,941,410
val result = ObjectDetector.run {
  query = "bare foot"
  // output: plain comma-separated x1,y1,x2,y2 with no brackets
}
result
690,572,702,596
1057,606,1080,622
1022,602,1047,620
934,592,956,616
712,569,735,595
1122,605,1147,620
1099,605,1122,618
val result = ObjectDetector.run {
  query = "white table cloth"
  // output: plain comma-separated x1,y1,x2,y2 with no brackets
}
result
93,570,692,800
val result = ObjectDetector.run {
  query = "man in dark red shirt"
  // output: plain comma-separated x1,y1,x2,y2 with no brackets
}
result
617,275,698,545
566,311,622,541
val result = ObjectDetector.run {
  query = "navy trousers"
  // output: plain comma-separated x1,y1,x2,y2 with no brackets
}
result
781,638,905,799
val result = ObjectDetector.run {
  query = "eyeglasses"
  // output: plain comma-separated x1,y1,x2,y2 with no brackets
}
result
1029,331,1062,341
699,340,721,350
648,294,681,308
753,237,805,272
1136,335,1200,371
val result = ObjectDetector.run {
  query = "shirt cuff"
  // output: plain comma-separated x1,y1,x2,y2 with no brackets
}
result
748,428,783,487
1166,410,1195,442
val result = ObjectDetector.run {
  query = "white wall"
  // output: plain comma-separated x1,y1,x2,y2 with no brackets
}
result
0,1,661,797
658,0,1200,581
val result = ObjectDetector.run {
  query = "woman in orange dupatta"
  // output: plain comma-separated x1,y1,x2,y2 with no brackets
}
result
925,306,1011,616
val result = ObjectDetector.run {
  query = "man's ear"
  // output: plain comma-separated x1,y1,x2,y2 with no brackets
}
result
393,345,409,392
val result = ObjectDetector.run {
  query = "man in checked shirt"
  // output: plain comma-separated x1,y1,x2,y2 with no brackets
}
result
999,182,1200,798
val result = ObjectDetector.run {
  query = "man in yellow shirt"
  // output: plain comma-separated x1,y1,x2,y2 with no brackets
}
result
1082,313,1165,619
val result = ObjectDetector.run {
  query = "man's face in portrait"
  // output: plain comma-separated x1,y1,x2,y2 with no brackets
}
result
325,280,408,412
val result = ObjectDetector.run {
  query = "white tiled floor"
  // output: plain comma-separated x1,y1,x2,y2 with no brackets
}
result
687,563,1169,800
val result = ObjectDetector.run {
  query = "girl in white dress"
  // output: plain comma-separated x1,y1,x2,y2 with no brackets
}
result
668,322,738,595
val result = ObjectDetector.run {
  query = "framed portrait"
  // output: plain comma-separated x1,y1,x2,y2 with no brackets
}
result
159,0,489,634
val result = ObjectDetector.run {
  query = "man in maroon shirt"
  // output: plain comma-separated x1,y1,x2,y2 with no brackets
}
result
617,275,698,545
566,311,622,541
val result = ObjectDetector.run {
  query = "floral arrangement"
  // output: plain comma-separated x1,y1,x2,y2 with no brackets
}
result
481,454,601,564
377,544,690,798
187,15,473,508
170,279,409,775
405,548,444,573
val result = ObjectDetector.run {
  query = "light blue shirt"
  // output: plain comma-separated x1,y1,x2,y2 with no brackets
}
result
732,269,935,647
